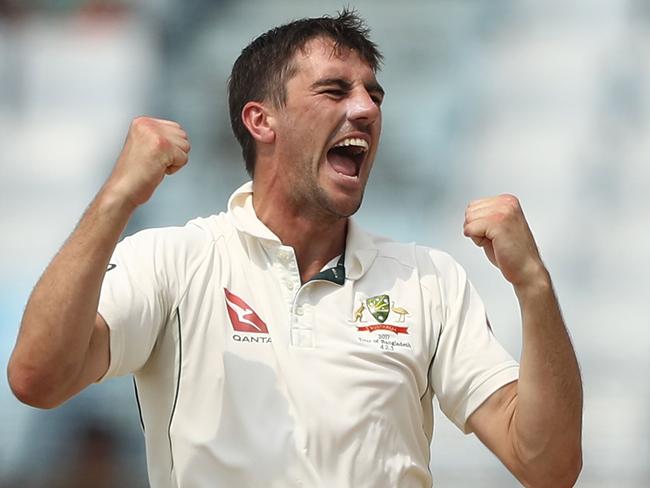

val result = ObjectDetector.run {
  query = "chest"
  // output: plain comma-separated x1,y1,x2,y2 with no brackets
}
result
177,242,442,401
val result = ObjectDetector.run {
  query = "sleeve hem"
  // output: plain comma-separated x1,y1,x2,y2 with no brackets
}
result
451,362,520,434
95,309,125,383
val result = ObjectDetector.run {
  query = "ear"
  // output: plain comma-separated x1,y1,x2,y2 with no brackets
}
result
241,101,275,144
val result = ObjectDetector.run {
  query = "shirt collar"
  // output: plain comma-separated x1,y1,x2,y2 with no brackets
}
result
227,181,378,281
227,181,280,242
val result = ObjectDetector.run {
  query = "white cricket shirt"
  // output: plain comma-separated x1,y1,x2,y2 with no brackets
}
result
98,182,519,488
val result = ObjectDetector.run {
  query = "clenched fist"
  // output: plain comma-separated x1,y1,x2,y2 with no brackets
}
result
463,194,547,288
104,117,190,208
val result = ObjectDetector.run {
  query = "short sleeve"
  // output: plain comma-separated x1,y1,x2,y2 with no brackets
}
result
97,229,171,380
429,252,519,434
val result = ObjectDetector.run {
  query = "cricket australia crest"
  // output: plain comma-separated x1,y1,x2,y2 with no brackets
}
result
365,294,390,323
349,293,413,351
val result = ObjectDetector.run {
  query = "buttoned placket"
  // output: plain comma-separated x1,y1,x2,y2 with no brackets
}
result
272,245,315,348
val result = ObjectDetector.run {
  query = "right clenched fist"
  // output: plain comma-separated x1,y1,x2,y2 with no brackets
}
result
105,117,191,208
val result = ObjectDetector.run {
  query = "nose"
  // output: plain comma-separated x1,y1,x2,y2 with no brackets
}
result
348,88,381,126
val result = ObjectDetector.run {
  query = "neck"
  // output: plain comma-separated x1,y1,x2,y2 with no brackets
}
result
252,180,347,283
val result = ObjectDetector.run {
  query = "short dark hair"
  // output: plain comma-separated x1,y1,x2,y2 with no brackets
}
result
228,9,383,176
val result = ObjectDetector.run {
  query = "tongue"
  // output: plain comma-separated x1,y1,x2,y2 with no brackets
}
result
328,150,357,177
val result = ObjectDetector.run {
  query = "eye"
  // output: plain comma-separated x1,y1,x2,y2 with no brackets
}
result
371,93,384,106
323,89,345,98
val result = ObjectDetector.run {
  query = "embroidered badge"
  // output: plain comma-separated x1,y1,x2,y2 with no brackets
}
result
350,294,413,351
366,294,390,323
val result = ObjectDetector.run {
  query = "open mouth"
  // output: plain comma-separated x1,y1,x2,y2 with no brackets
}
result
326,137,369,178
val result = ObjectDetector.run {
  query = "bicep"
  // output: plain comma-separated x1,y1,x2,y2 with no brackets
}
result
73,314,111,391
52,314,110,406
466,380,524,478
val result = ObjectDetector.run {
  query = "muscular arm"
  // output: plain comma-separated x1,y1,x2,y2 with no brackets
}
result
463,195,582,487
8,117,190,409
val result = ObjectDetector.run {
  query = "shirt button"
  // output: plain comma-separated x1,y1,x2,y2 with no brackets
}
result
285,281,294,291
295,306,304,316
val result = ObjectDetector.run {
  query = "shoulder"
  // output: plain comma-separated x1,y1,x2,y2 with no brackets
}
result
122,213,229,247
117,212,233,266
359,226,462,278
354,226,469,305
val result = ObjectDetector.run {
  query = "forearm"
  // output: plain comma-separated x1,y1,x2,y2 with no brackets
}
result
8,187,135,406
511,267,583,485
9,117,190,408
463,195,582,485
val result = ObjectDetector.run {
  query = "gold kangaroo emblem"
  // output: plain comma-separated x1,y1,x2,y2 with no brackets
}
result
391,302,410,323
353,302,366,322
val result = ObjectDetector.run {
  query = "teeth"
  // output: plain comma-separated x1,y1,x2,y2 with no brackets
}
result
333,138,369,151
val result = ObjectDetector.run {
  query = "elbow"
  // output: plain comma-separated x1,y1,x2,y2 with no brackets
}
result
520,446,583,488
568,452,583,487
545,452,582,488
7,359,66,409
560,449,583,488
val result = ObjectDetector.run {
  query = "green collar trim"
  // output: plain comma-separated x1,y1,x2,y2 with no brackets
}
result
307,252,346,286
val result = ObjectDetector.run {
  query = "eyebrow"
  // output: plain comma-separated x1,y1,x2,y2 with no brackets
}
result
311,77,385,98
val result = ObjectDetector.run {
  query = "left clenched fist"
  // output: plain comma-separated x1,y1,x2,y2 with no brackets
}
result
463,194,546,287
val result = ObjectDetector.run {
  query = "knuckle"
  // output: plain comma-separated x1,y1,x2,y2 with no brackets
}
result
132,116,151,128
500,193,520,207
132,117,159,142
154,134,170,150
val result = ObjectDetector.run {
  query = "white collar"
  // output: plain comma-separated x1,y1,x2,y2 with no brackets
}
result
227,181,378,281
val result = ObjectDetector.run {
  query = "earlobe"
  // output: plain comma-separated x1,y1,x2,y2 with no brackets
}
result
242,102,275,144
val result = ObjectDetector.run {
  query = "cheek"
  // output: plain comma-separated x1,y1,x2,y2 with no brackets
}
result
280,104,340,156
300,115,333,151
287,109,320,138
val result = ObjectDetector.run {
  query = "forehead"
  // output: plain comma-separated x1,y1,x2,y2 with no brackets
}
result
290,37,377,82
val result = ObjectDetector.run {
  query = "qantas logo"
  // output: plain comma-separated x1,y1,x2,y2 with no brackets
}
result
224,288,268,334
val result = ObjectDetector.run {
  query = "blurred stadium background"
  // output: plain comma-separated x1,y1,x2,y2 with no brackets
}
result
1,0,648,486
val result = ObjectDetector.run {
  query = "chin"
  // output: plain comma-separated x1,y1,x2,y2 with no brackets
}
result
311,177,366,219
325,193,364,218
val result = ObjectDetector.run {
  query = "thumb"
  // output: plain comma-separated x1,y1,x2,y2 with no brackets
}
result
471,235,488,247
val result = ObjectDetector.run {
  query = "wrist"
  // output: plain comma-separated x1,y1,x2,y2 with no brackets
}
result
95,184,138,218
513,264,552,301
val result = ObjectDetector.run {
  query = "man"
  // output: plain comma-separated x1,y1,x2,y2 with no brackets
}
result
8,10,582,488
